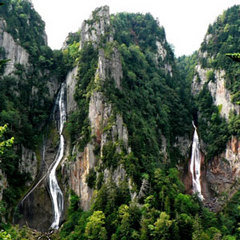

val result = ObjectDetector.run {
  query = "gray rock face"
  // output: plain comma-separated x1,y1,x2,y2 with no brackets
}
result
192,64,240,119
191,61,240,210
205,136,240,210
0,169,7,201
80,6,112,49
98,48,122,89
88,91,105,142
138,178,150,200
42,30,48,46
66,66,78,114
191,64,209,95
0,19,30,203
72,76,128,210
17,180,53,232
155,40,173,76
19,145,38,185
16,133,58,231
103,164,127,186
0,19,29,75
0,6,62,231
208,71,240,118
156,41,167,61
174,136,191,159
46,74,60,102
63,6,135,210
68,144,96,211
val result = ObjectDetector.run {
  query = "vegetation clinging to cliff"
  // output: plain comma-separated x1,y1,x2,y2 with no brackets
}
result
0,0,70,220
200,5,240,105
2,3,240,240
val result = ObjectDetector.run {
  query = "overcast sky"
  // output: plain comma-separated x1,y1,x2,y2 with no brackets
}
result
31,0,240,57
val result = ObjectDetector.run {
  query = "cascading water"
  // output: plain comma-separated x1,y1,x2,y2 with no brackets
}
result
190,122,204,200
48,84,66,229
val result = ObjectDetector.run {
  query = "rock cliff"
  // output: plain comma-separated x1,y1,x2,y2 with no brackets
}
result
0,169,7,202
66,66,78,114
205,136,240,210
189,9,240,208
190,68,240,208
0,0,65,229
0,18,29,75
192,64,240,119
19,145,38,185
62,6,131,210
5,2,240,235
80,6,112,49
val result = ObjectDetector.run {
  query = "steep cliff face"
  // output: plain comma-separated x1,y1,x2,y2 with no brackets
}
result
0,169,7,202
2,3,240,239
80,6,112,49
0,0,65,227
66,66,78,114
19,145,38,185
0,18,29,75
192,64,240,119
192,63,240,206
205,136,240,210
61,5,191,215
189,5,240,207
63,6,130,210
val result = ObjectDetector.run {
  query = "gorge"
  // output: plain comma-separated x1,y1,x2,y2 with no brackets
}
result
48,83,66,229
0,1,240,239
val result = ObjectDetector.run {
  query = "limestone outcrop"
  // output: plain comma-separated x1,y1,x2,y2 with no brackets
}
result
192,64,240,119
0,18,29,75
63,6,132,210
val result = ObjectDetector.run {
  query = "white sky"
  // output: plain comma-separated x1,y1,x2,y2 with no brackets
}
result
31,0,240,57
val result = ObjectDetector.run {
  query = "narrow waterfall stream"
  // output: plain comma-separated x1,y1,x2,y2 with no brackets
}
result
190,122,204,200
48,84,66,229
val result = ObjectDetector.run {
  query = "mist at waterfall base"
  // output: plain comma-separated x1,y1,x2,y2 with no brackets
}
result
190,122,204,201
48,84,66,229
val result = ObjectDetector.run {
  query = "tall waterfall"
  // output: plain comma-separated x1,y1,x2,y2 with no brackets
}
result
190,122,204,200
49,84,66,229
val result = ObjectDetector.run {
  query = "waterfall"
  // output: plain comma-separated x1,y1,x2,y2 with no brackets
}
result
48,84,66,229
190,122,204,200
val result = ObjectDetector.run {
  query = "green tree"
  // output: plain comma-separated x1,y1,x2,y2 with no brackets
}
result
152,212,173,240
85,211,107,240
226,53,240,62
113,204,141,240
0,124,14,155
0,230,12,240
176,213,193,240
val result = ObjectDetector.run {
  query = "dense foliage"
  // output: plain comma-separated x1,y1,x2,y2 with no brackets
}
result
58,168,240,240
56,8,240,240
226,53,240,62
1,3,240,240
177,5,240,161
57,10,240,240
0,0,45,57
200,5,240,105
0,0,68,220
194,84,229,160
66,42,98,152
108,13,192,170
177,52,198,85
0,124,14,155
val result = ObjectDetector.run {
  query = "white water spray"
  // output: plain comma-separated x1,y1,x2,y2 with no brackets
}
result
49,84,66,229
190,122,204,200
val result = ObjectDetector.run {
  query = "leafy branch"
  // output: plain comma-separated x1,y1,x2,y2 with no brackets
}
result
226,53,240,62
0,124,14,155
